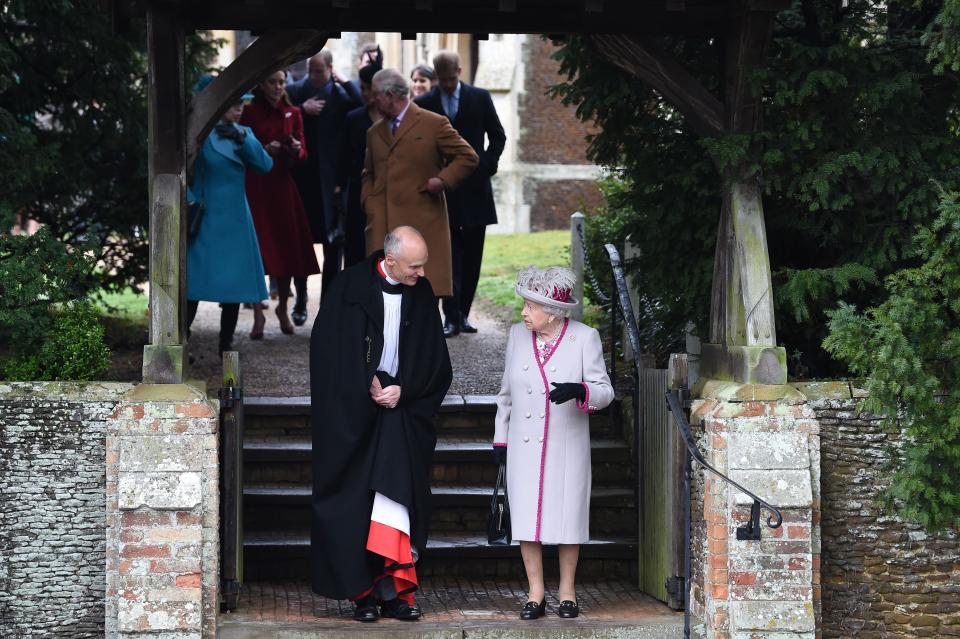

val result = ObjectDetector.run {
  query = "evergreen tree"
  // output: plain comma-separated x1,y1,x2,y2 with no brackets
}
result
0,0,218,292
551,2,960,375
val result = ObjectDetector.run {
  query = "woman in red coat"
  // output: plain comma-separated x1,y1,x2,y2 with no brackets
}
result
242,70,321,333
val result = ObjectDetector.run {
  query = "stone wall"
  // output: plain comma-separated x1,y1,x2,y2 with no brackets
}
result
0,382,134,638
806,383,960,639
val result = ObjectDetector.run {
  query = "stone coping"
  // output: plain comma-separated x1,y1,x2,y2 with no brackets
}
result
693,379,866,402
0,381,135,401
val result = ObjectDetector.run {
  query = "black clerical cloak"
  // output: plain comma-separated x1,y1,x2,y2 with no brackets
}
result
309,252,452,599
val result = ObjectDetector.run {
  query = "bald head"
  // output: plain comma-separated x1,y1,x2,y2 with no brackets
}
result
383,226,428,286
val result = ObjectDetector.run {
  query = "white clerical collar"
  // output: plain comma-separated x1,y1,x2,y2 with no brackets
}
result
379,259,400,285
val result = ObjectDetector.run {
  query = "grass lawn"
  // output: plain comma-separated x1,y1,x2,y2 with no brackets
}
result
95,287,149,322
475,230,599,324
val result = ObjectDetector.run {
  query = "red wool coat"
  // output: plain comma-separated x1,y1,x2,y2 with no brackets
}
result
241,94,320,278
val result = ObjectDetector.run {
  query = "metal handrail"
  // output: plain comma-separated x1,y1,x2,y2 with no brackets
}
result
604,242,783,537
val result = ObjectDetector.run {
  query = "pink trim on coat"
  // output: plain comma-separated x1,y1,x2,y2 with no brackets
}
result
577,382,590,414
531,319,569,542
493,442,507,447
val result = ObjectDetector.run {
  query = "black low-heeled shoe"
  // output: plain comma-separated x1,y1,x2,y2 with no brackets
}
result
353,595,379,622
557,600,580,618
519,599,546,620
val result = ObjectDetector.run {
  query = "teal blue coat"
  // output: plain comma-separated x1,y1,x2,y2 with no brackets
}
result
187,124,272,303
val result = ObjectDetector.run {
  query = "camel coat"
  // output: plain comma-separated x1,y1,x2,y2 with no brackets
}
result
361,101,479,297
493,320,614,544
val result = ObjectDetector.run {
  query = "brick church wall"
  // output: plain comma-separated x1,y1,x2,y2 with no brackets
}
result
518,37,605,230
0,382,134,638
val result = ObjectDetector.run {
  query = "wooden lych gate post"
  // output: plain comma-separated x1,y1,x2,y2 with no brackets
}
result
140,7,328,382
593,1,788,385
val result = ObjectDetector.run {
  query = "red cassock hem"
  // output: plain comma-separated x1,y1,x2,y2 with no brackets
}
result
350,520,419,604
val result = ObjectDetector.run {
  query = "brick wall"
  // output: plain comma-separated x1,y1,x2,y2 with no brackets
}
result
525,178,606,230
0,382,134,638
516,36,605,230
812,391,960,639
519,37,598,165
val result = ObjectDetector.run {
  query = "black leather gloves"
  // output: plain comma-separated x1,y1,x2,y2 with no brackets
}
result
214,122,246,144
549,382,586,405
492,446,507,466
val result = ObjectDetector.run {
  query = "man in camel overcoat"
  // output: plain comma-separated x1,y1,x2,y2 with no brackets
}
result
361,68,479,297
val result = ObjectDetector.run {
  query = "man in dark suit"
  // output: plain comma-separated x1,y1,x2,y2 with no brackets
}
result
337,64,380,268
415,51,506,337
287,50,362,323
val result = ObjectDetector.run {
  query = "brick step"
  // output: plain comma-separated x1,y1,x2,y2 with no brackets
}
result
243,437,633,486
242,531,638,581
242,484,637,535
243,395,624,439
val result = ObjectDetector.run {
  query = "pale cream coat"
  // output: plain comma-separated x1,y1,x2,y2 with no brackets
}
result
493,320,614,544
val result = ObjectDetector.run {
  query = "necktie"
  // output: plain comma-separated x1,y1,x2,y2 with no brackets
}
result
391,118,400,135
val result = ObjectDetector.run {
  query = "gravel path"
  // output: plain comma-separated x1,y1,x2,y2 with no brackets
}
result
187,254,509,397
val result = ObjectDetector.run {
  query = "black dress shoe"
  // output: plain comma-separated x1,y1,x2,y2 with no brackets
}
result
443,320,460,338
460,318,478,334
519,599,546,620
558,600,580,618
353,596,379,622
380,598,421,620
291,308,308,327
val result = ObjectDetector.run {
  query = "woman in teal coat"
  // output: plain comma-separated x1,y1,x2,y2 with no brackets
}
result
187,95,273,353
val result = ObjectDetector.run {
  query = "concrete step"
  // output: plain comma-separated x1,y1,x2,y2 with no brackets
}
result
243,395,624,439
242,484,637,536
218,620,684,639
242,532,638,581
243,437,633,486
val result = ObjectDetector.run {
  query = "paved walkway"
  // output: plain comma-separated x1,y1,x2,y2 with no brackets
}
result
187,248,508,396
220,578,683,638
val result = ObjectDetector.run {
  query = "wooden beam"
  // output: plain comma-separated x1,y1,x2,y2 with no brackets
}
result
145,3,186,384
185,29,328,173
591,34,724,137
182,6,726,36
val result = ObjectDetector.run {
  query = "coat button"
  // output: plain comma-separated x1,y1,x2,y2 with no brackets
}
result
539,413,544,419
540,388,545,394
523,436,530,442
525,412,531,418
550,366,556,372
527,388,532,394
523,364,529,371
538,436,544,443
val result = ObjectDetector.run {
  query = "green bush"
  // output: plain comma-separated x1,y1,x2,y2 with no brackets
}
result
0,228,112,381
824,186,960,530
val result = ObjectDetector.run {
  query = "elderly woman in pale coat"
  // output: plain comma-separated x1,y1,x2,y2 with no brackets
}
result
492,266,614,620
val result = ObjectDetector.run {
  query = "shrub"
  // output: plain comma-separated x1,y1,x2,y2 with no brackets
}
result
824,186,960,530
0,228,111,381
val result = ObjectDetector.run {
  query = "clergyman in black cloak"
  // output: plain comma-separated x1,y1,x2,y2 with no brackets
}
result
310,226,452,621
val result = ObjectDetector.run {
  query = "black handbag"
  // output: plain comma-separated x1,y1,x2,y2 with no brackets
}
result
487,463,511,546
187,147,207,242
187,201,205,240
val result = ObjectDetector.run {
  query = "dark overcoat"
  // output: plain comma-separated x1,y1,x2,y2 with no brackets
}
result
287,77,362,244
415,83,506,227
309,253,452,599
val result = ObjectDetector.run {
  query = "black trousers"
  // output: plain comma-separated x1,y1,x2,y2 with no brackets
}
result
442,224,486,325
187,300,240,348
